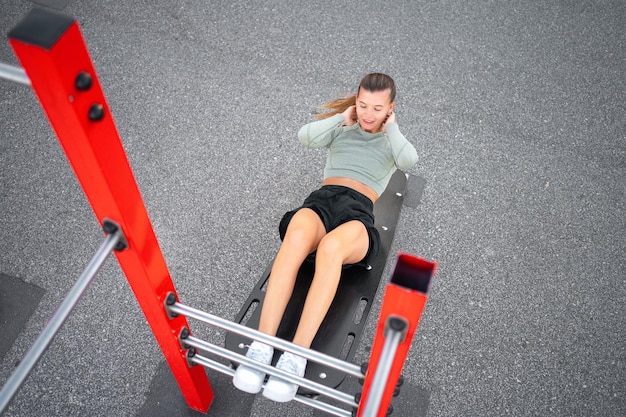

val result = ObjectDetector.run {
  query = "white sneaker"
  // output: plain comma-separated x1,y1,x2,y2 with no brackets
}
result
233,341,273,394
263,352,307,403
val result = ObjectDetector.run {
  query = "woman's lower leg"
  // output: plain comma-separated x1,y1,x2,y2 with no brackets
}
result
291,221,370,348
258,209,326,337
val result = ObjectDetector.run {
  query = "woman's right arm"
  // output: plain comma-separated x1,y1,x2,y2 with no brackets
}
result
297,113,345,148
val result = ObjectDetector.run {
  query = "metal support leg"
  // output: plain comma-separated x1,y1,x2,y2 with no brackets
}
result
8,9,213,412
361,317,408,417
357,253,436,417
0,222,123,414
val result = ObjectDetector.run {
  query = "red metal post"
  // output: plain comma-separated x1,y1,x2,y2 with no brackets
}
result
8,9,213,413
358,252,436,417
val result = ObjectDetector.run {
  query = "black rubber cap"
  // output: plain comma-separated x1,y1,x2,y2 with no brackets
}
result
8,8,74,50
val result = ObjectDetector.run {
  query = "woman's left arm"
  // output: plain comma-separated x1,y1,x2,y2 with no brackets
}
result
384,115,418,170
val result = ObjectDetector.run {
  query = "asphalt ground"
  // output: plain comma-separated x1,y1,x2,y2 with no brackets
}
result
1,0,624,416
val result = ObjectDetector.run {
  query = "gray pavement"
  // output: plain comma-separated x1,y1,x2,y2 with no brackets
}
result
1,0,625,416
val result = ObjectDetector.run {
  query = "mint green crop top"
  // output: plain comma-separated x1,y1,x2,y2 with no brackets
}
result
297,114,418,196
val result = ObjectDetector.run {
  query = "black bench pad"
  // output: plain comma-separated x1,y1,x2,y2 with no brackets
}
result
224,170,407,393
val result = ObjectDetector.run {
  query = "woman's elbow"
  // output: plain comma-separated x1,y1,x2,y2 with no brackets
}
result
297,127,310,145
397,150,418,170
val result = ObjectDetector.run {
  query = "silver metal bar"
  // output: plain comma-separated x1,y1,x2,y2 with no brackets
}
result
185,335,358,408
360,328,403,417
190,353,352,417
0,231,121,414
189,351,236,377
0,62,30,86
293,394,353,417
169,302,364,379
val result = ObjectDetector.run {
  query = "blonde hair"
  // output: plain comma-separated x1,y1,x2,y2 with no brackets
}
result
314,73,396,119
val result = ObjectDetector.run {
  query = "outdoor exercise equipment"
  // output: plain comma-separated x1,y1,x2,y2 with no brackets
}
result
0,8,436,417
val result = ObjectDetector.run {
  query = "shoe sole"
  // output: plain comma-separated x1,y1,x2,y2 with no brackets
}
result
262,377,297,403
233,366,265,394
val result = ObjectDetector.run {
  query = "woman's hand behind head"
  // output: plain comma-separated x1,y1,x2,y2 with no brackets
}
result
341,105,357,126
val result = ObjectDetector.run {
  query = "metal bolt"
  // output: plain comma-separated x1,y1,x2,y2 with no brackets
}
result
75,71,92,91
102,219,118,235
388,317,407,332
114,240,128,252
180,327,190,339
165,292,177,306
88,103,105,121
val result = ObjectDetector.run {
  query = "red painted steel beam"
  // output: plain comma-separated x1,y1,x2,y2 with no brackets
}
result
8,8,213,413
358,252,436,417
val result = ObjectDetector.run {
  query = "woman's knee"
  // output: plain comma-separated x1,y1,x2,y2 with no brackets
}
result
282,227,314,251
316,233,353,264
282,209,325,252
317,222,369,264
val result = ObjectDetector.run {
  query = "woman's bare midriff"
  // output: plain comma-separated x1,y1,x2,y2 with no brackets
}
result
321,177,379,203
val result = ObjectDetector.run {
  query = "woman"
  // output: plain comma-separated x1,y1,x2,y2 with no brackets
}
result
233,73,418,402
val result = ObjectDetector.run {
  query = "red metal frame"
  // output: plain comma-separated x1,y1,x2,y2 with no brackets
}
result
9,9,213,413
358,253,436,417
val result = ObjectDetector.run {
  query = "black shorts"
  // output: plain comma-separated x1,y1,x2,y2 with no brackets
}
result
279,185,381,268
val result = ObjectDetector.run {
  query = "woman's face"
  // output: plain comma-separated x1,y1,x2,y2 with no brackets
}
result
356,88,395,133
